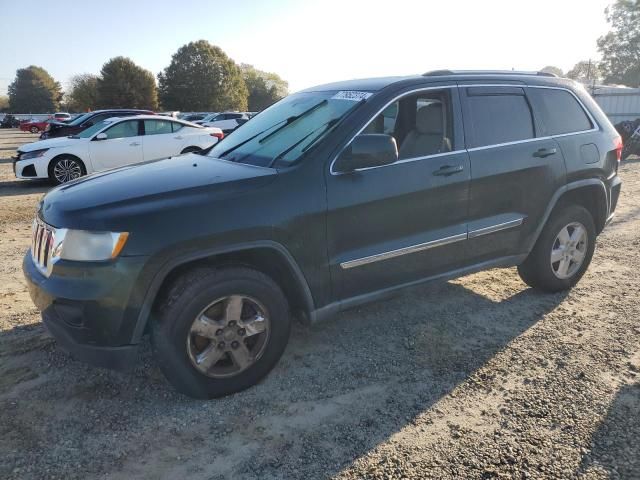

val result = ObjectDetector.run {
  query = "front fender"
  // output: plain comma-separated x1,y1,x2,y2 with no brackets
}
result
128,240,315,342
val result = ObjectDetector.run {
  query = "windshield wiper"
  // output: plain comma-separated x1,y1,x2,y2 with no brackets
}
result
258,99,328,145
216,119,287,158
270,99,367,167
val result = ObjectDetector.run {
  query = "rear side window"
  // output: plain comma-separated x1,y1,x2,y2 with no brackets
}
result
144,119,173,135
466,91,534,148
528,88,592,135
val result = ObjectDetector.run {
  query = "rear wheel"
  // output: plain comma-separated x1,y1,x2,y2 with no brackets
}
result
48,156,86,185
151,267,291,399
518,205,596,292
30,126,39,133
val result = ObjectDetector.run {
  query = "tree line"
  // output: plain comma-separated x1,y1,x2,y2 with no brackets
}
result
3,40,288,114
542,0,639,86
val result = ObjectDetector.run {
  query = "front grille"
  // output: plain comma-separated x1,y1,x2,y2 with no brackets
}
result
31,219,55,275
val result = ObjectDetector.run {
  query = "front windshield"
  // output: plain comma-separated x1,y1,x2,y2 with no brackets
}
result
202,113,219,122
75,120,112,138
68,112,92,126
206,91,368,167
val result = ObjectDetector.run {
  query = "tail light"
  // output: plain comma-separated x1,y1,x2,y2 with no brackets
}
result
615,135,623,163
210,131,224,140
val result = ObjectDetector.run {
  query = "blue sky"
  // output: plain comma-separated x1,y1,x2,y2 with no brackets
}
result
0,0,612,96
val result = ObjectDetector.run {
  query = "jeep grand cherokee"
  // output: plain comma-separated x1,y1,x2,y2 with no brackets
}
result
24,70,622,399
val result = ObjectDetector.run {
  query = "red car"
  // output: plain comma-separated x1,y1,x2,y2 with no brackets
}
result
20,118,54,134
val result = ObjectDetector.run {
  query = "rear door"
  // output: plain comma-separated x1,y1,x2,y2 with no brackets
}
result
460,85,566,263
142,119,183,161
88,119,143,170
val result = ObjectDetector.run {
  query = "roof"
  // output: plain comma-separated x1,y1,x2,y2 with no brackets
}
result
301,70,571,93
102,114,171,122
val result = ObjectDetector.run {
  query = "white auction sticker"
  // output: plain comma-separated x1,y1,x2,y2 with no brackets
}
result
331,91,373,101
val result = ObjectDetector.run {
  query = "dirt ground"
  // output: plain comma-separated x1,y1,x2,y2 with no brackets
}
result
0,128,638,480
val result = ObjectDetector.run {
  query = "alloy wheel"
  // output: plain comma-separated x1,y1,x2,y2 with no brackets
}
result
550,221,588,279
53,158,83,183
186,295,270,378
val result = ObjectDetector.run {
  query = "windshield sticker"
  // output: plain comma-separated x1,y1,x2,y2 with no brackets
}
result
331,91,373,101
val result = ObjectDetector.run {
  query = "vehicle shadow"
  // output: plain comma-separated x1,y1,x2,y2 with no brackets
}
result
0,275,569,479
0,179,50,197
576,382,640,478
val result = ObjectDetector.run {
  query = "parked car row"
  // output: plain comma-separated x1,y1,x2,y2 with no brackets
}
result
179,111,257,133
14,112,224,184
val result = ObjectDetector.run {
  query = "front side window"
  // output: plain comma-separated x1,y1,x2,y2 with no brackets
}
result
171,122,185,132
360,89,453,160
466,90,534,148
528,88,593,136
144,119,173,135
206,91,367,167
103,120,139,139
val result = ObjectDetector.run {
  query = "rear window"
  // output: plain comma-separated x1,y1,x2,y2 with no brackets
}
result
528,88,593,136
466,92,535,148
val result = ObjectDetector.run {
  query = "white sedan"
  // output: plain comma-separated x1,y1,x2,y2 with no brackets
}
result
13,115,224,184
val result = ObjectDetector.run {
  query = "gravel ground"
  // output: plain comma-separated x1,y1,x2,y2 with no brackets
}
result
0,128,638,479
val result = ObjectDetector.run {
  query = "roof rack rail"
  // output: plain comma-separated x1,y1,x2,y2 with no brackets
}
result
422,70,557,77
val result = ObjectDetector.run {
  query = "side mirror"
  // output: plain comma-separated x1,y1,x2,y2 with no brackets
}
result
334,134,398,173
94,132,107,141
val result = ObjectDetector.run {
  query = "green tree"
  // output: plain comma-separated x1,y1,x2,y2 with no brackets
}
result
0,95,9,112
158,40,248,111
597,0,640,86
241,64,288,111
97,57,158,110
66,74,99,112
540,66,564,77
8,66,62,112
566,60,602,84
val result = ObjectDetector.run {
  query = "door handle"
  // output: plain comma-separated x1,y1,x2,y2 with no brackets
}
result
129,142,141,146
433,165,464,176
174,136,183,140
533,147,557,158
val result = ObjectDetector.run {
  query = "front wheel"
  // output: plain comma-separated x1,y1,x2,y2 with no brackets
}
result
518,205,596,292
30,126,39,133
151,267,291,399
48,156,86,185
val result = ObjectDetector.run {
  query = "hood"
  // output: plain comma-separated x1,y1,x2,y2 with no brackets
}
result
40,154,277,230
19,136,82,152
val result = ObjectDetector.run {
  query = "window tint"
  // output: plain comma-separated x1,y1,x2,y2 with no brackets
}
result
361,89,453,160
144,119,173,135
363,103,398,135
171,122,184,133
466,93,534,147
528,88,592,135
103,120,139,139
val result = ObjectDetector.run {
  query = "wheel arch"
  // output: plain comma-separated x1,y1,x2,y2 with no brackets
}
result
48,153,87,176
527,179,608,252
132,241,315,342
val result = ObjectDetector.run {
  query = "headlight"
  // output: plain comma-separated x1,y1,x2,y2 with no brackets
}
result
54,230,129,261
19,148,49,160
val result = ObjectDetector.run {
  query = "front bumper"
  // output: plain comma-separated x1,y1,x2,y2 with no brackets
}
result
14,154,52,179
23,251,149,370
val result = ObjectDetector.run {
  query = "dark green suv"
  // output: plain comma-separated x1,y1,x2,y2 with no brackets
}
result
24,71,622,399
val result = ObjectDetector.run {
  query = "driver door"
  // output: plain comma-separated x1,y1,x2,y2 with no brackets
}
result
326,87,470,300
88,119,143,171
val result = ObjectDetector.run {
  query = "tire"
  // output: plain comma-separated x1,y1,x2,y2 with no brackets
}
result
518,205,596,292
48,156,86,185
151,267,291,399
180,146,201,154
30,126,39,133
